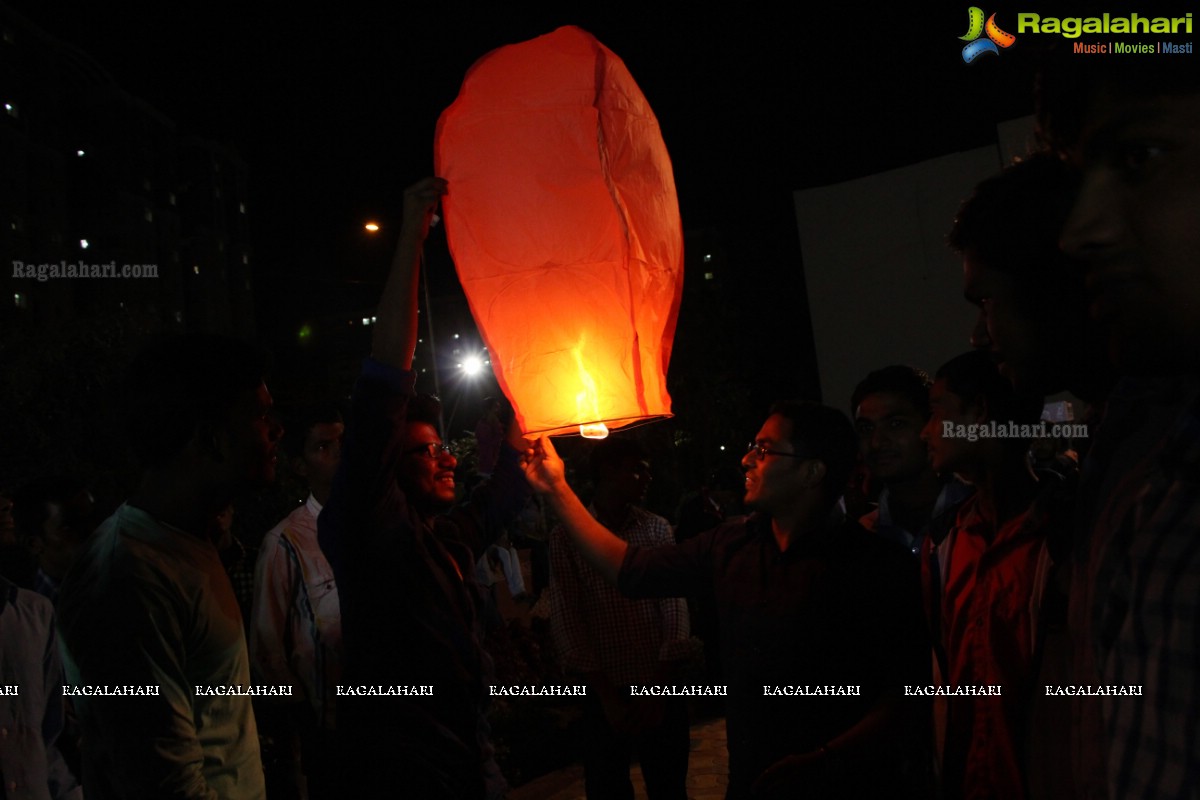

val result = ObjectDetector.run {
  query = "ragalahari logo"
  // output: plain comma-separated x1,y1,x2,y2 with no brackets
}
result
960,7,1017,62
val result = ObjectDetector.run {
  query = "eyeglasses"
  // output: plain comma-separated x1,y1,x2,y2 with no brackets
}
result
404,442,452,460
746,442,803,460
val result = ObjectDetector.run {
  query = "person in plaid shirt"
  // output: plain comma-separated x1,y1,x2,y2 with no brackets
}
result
1042,55,1200,800
550,437,691,800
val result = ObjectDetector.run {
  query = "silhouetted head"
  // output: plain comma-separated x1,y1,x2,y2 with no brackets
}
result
949,154,1098,395
123,334,281,488
1039,52,1200,373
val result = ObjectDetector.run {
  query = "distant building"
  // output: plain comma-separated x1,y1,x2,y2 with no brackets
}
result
0,3,254,337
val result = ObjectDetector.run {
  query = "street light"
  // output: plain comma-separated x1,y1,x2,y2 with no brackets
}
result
445,351,492,435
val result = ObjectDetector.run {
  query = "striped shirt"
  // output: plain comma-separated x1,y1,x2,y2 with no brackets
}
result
251,495,341,730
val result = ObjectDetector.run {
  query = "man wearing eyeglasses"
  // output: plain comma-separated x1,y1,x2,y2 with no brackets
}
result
318,177,530,800
523,403,929,800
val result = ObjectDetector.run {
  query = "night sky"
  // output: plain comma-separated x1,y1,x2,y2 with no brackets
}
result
6,0,1150,412
7,6,1043,259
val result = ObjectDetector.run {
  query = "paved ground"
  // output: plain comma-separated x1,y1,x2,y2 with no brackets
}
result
508,717,729,800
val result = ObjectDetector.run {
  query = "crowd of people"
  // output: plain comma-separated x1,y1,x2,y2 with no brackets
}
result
0,55,1197,800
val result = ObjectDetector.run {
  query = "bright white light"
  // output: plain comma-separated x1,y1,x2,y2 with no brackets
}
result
462,355,483,376
362,317,370,326
76,150,85,157
80,239,89,249
453,333,460,339
719,445,726,451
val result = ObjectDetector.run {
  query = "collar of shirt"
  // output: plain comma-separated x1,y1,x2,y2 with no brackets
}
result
306,493,324,520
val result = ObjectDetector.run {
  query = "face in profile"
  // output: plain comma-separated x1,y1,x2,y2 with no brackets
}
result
854,391,930,485
398,421,458,512
962,254,1047,394
742,413,806,512
222,382,282,488
921,379,976,477
1060,92,1200,372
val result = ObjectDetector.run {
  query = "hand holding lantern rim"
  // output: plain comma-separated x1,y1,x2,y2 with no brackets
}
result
520,436,568,496
521,435,627,584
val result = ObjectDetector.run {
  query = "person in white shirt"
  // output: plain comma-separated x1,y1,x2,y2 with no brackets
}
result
251,404,344,799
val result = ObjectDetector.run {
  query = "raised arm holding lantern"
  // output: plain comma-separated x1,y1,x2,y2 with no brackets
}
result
318,175,529,800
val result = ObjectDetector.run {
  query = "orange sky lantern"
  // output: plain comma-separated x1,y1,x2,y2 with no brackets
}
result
435,26,683,437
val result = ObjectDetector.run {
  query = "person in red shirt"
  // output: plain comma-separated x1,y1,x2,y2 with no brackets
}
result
920,350,1064,800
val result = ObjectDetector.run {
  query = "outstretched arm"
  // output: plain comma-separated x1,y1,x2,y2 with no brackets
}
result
373,177,446,369
521,436,627,584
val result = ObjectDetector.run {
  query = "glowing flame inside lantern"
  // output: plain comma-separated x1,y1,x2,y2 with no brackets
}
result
580,423,610,439
573,338,610,439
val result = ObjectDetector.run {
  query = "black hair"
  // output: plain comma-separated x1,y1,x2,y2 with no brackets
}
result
408,394,443,433
122,334,268,468
935,351,1044,429
282,403,344,459
850,365,932,420
589,437,649,484
768,401,858,511
948,153,1080,279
